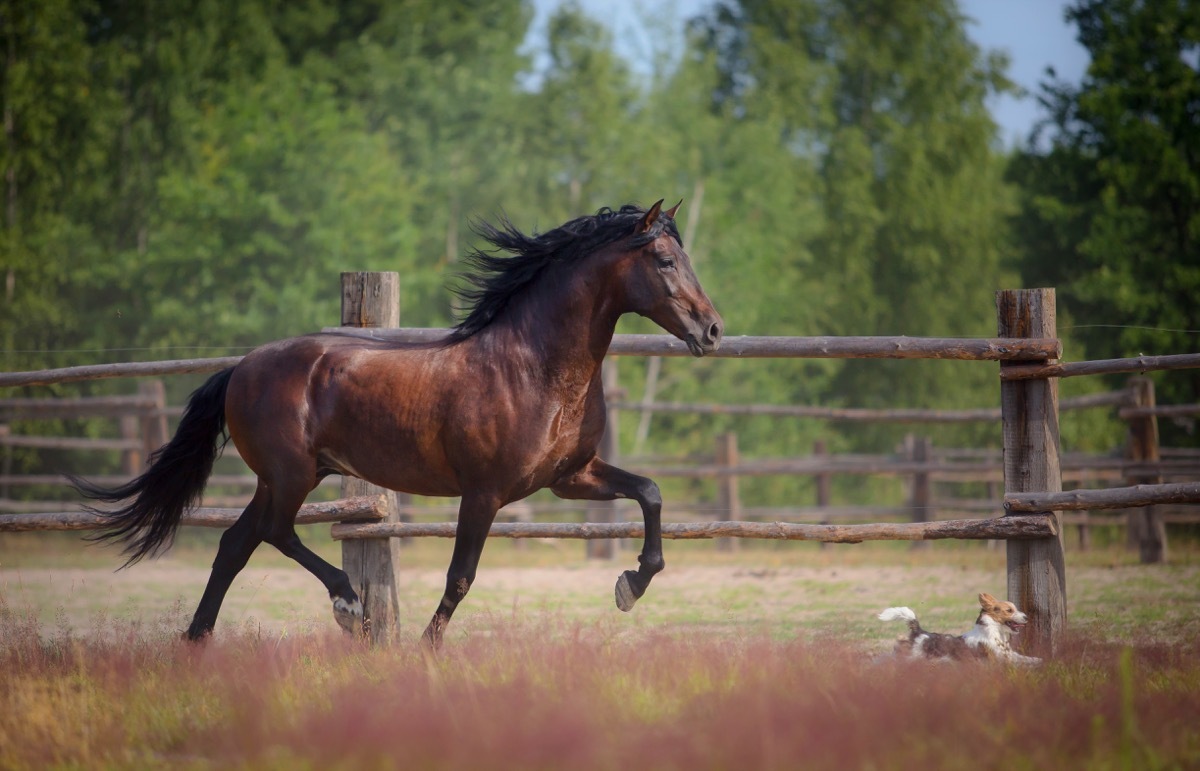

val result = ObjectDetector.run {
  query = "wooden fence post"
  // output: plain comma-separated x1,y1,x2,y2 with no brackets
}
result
340,272,402,644
986,480,1002,550
138,380,169,460
119,413,141,475
1125,376,1167,563
587,360,619,559
905,434,932,550
997,288,1065,655
715,432,741,552
815,439,831,551
0,424,8,500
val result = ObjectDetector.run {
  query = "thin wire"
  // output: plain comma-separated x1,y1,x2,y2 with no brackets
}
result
1061,324,1200,335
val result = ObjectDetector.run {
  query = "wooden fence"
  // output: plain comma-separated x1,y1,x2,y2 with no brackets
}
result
6,381,1194,539
3,279,1199,653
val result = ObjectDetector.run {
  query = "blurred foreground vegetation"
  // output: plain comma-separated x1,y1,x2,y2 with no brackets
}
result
2,539,1200,769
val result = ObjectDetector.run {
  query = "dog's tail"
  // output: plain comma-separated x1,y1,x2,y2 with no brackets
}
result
878,606,923,636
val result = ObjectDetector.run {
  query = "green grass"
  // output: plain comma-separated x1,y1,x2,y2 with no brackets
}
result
3,532,1198,645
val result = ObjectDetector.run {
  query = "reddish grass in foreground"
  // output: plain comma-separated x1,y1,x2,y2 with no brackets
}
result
1,603,1198,770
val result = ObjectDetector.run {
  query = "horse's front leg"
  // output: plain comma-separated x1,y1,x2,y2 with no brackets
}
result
551,457,663,612
421,492,501,650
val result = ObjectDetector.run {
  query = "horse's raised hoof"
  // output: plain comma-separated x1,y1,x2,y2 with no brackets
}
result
332,597,364,637
615,570,642,612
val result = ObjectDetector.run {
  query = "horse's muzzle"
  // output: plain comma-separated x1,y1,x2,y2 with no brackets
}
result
686,320,723,357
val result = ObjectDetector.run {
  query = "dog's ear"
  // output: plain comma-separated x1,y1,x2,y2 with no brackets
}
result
979,592,998,608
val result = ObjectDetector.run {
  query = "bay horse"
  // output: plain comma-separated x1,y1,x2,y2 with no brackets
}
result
75,200,723,646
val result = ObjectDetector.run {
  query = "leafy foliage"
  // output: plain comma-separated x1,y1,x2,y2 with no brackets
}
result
1009,0,1200,432
3,0,1191,502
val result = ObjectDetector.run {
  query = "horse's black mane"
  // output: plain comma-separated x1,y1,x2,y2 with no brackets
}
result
447,203,682,341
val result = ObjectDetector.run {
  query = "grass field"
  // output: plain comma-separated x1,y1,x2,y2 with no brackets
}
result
2,532,1199,769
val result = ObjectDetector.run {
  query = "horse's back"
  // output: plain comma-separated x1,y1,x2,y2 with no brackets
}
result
224,331,603,501
226,333,463,495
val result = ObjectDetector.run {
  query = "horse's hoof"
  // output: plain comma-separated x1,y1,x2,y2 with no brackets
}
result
182,627,212,644
615,571,639,612
333,597,364,636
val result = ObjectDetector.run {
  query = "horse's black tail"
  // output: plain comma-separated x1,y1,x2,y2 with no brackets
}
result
74,367,235,567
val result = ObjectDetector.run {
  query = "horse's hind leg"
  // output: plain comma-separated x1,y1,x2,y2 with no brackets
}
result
552,458,664,612
258,476,362,636
268,527,362,636
186,485,266,640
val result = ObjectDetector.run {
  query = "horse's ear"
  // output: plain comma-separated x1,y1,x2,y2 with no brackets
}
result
665,199,683,219
638,199,665,233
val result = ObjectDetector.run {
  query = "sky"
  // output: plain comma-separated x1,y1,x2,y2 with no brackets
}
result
527,0,1091,147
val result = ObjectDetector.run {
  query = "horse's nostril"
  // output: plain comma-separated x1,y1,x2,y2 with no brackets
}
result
707,322,723,343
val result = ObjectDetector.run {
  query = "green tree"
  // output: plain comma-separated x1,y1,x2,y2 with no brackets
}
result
1009,0,1200,424
695,0,1019,451
0,0,118,370
129,65,421,350
343,0,533,323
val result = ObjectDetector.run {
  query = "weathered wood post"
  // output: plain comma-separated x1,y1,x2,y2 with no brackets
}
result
997,288,1065,655
986,480,1002,550
138,380,169,459
0,423,9,500
905,434,932,550
340,272,402,644
1125,376,1167,563
815,439,832,551
119,411,141,475
586,360,619,559
1077,510,1092,551
715,432,741,552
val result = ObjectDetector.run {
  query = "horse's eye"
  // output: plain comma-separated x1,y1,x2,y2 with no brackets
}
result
657,257,676,269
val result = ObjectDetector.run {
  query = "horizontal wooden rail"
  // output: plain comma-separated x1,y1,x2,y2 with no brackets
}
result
386,503,914,521
5,457,1194,492
0,473,267,488
0,435,142,451
1,332,1061,390
0,395,161,417
1004,482,1200,512
0,357,243,389
328,328,1063,361
611,390,1129,423
329,515,1057,543
1001,352,1200,381
613,401,1004,423
625,456,1200,480
1063,511,1200,526
0,495,388,532
1118,403,1200,420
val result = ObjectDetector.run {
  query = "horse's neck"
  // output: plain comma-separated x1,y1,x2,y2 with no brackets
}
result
490,260,622,383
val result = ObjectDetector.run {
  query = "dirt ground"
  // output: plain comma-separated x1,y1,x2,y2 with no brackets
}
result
4,546,1198,647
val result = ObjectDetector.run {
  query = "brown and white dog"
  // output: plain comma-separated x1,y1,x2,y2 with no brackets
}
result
878,593,1042,666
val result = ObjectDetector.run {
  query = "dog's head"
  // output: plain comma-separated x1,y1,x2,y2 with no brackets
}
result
978,592,1029,635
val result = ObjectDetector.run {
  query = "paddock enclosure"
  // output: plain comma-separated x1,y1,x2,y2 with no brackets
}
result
3,276,1199,652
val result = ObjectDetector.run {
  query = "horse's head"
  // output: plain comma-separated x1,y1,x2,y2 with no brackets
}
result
618,200,723,357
